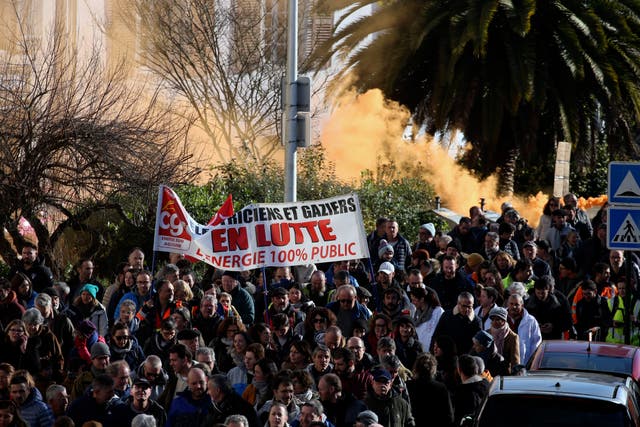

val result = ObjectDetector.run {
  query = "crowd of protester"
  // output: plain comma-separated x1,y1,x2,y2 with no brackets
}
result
0,193,633,427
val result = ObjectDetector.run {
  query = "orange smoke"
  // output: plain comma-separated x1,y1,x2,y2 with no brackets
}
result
319,89,607,227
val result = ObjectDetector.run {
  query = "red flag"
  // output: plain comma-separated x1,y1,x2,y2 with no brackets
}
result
208,194,234,226
184,195,234,263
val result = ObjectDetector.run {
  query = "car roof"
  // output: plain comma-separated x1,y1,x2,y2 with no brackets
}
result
532,340,640,381
492,371,632,403
539,340,639,358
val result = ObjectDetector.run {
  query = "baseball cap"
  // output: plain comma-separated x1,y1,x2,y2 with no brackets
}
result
133,378,151,388
378,262,395,275
370,367,392,383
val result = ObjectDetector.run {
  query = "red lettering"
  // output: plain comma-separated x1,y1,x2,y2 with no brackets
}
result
348,242,356,255
318,219,336,241
256,224,271,247
227,227,249,250
270,223,290,246
211,228,228,251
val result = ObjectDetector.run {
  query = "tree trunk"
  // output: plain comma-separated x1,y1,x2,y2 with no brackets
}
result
498,147,520,197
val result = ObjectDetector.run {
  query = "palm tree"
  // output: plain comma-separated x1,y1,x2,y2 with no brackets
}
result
314,0,640,194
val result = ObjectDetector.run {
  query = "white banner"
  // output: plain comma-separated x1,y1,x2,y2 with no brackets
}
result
192,194,370,270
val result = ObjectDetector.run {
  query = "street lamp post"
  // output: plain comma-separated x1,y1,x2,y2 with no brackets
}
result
283,0,310,202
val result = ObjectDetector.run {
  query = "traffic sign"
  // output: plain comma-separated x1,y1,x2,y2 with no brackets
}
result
608,205,640,250
608,162,640,205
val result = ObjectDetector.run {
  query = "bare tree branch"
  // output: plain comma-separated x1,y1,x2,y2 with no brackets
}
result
0,7,200,273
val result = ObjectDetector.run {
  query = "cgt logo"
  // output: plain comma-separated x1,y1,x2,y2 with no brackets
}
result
158,198,190,240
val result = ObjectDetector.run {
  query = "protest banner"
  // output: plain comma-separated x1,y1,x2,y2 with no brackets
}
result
192,194,370,270
153,185,231,262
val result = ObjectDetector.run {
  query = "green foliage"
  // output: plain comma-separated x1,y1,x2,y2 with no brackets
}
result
570,141,609,197
512,152,555,195
357,159,436,235
176,148,436,240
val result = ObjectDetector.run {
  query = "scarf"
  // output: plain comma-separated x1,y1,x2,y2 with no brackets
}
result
228,346,245,367
414,305,435,325
490,323,510,354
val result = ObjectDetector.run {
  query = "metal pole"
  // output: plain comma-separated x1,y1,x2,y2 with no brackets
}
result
624,252,632,344
283,0,298,202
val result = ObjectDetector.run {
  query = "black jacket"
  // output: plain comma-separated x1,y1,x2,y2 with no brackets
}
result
453,378,490,424
109,396,167,427
364,387,415,427
407,377,453,427
201,391,260,427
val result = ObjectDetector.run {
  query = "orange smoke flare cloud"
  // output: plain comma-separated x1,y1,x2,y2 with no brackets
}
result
319,89,606,227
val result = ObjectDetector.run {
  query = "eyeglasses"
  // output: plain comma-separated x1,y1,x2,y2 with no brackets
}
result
348,346,362,351
145,371,160,378
313,318,325,324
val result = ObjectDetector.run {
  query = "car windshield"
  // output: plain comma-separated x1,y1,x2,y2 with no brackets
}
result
478,395,630,427
539,353,632,377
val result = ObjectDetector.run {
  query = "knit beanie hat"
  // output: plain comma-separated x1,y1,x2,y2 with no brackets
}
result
79,284,99,299
78,320,97,336
378,239,394,258
90,342,111,359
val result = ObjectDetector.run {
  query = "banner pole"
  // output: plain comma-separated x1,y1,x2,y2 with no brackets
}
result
262,265,270,325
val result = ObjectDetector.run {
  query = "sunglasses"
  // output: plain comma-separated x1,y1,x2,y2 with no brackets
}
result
313,318,326,324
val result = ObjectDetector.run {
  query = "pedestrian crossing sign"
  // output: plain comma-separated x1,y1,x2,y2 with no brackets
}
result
608,206,640,250
608,162,640,205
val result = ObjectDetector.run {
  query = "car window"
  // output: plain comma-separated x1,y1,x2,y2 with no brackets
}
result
539,353,633,377
478,395,631,427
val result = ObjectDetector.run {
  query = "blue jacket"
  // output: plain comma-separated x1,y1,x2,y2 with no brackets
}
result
20,388,54,427
114,289,153,321
166,389,212,427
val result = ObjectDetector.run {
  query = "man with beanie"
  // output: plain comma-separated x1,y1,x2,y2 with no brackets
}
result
471,330,505,377
71,341,111,399
414,223,438,258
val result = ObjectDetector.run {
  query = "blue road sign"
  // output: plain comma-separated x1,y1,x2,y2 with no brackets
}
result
608,206,640,250
609,162,640,205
